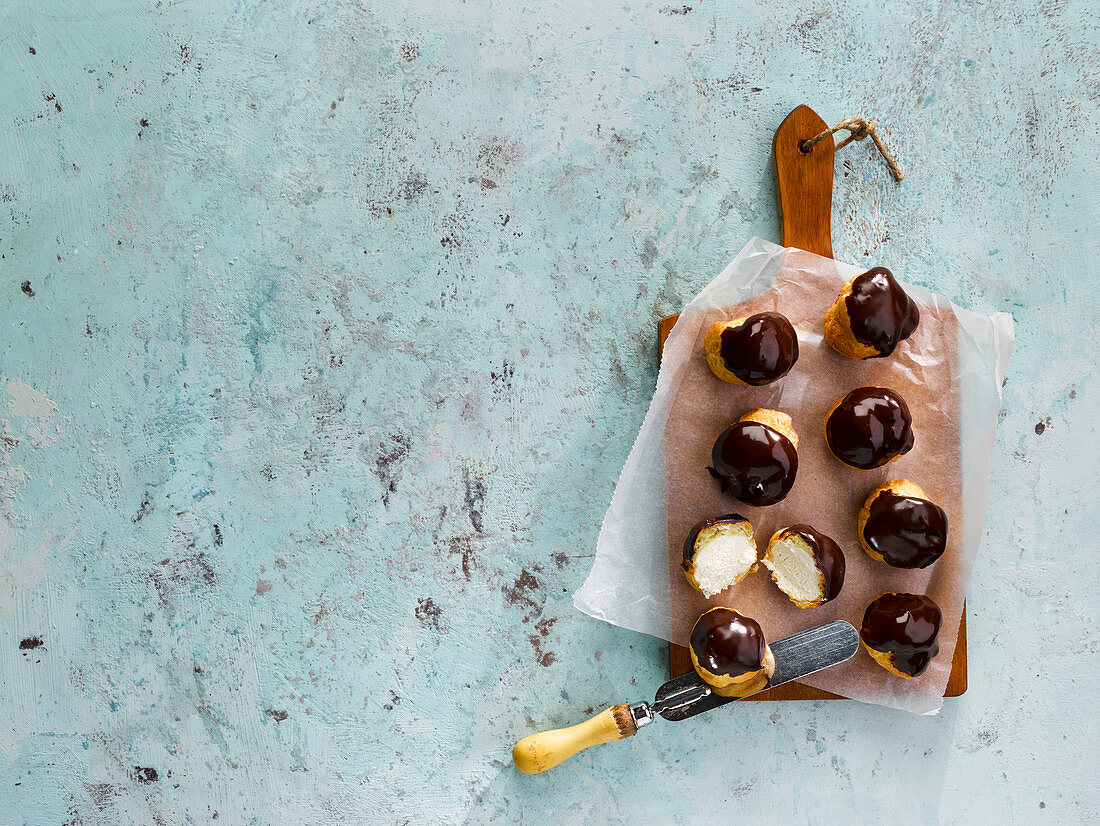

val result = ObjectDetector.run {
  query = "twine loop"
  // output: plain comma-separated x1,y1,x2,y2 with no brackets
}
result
799,116,904,182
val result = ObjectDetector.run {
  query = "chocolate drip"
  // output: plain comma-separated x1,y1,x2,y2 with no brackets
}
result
860,593,942,677
690,608,766,678
681,514,750,570
718,312,799,385
825,387,914,469
711,422,798,506
844,267,920,356
864,491,948,569
784,525,846,603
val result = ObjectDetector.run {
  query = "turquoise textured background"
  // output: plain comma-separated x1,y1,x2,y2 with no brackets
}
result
1,1,1097,823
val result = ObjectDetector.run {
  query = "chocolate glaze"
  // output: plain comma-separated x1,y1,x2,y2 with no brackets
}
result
711,421,798,506
864,491,948,569
844,267,920,356
860,593,942,677
681,514,750,570
718,312,799,385
783,525,845,603
690,607,766,678
825,387,914,469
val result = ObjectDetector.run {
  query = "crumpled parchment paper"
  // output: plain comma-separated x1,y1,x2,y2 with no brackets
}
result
574,237,1014,714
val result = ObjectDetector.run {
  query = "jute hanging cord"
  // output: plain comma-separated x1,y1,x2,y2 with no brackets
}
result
800,116,905,182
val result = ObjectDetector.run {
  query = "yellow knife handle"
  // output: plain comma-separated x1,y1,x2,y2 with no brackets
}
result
512,704,639,775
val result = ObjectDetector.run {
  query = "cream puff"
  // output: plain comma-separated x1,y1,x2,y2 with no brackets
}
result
860,593,942,678
762,525,846,608
859,480,948,569
682,515,758,598
824,387,914,470
823,267,919,360
689,607,775,697
704,312,799,385
710,409,799,506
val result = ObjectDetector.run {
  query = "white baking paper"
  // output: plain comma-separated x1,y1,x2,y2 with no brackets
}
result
574,237,1014,714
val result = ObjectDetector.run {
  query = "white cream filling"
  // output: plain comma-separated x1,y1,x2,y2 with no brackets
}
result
692,529,757,598
764,535,825,604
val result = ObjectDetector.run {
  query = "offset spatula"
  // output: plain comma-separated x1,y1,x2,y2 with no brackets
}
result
513,620,859,774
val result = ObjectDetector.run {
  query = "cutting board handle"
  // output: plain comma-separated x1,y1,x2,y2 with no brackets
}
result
512,704,637,774
774,104,836,259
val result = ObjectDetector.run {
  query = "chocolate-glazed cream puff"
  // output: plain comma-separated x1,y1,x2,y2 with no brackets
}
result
825,387,914,470
763,525,846,608
689,607,775,697
710,409,799,506
704,312,799,385
682,515,758,598
824,267,920,360
859,480,948,569
860,593,942,678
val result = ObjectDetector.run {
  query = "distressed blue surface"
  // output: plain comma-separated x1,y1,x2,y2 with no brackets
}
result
1,1,1097,823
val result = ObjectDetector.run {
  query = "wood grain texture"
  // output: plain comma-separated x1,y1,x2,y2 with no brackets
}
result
774,104,836,259
512,704,637,774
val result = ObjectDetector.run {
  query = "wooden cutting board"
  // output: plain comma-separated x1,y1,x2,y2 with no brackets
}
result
659,104,967,700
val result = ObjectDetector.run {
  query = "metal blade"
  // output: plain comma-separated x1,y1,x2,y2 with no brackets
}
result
651,620,859,722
